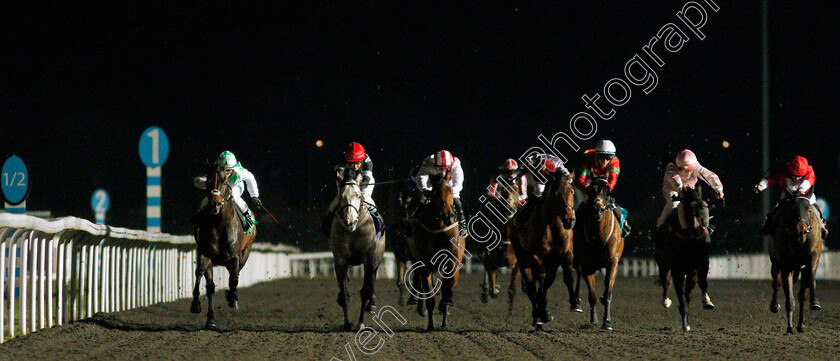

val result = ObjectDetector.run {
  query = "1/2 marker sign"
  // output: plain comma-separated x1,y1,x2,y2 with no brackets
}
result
2,156,30,205
138,126,170,168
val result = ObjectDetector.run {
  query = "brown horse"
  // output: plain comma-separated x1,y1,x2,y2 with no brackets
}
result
478,180,521,314
654,186,715,332
768,192,822,334
392,180,415,307
191,163,256,329
510,173,578,329
410,173,466,330
574,177,624,330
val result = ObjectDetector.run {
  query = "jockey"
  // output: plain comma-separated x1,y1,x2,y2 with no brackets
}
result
487,159,527,204
515,156,567,227
574,140,630,237
654,150,724,243
321,142,377,236
414,150,467,228
755,156,828,238
194,150,261,232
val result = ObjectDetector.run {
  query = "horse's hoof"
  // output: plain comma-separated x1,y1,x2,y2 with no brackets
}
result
190,302,202,314
367,304,377,314
228,300,238,309
541,311,554,324
481,293,489,304
204,322,218,330
663,298,672,309
570,305,583,313
603,323,613,331
426,325,435,331
683,325,691,332
358,323,365,330
786,327,795,335
811,302,821,311
703,302,715,310
534,322,544,331
797,324,805,333
770,303,780,314
343,323,353,332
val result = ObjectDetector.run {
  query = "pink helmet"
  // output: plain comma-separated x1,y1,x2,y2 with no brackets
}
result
502,158,518,171
434,150,454,169
676,149,699,170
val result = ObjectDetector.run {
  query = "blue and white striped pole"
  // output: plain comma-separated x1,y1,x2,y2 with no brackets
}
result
146,167,162,233
4,201,25,214
139,126,169,234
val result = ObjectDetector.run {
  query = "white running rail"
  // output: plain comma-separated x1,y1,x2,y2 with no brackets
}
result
0,213,299,343
620,252,840,280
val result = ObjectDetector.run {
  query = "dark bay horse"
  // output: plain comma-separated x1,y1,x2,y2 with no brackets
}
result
574,177,624,330
191,164,256,329
510,173,578,329
410,174,466,330
330,174,386,331
478,181,521,313
391,180,416,306
768,192,822,334
654,186,714,331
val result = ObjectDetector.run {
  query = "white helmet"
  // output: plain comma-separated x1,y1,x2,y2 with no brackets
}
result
217,151,238,170
595,140,616,155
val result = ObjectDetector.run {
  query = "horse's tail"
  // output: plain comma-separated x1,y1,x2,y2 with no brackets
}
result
793,267,801,285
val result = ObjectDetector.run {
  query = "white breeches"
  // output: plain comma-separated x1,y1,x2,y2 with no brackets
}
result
656,191,679,228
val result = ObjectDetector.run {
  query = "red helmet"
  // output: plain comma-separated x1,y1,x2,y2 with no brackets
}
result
540,158,556,174
787,156,810,176
503,159,518,171
434,150,454,169
344,142,366,163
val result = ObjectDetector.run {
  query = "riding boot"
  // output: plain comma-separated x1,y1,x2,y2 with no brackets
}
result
613,207,630,237
243,209,256,232
320,210,334,237
453,197,468,236
814,203,829,239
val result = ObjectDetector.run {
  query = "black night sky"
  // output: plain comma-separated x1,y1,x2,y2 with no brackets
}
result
2,2,839,254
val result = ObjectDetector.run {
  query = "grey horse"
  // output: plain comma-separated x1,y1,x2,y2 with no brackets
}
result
330,174,386,331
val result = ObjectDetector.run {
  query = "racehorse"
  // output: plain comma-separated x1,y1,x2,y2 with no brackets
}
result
191,163,256,329
410,173,466,330
654,185,715,331
478,181,521,314
391,181,414,306
330,172,386,331
573,177,624,330
768,191,822,334
510,173,578,329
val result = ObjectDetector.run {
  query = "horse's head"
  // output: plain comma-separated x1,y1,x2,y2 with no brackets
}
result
545,173,576,230
209,189,225,215
496,181,521,220
677,186,710,238
338,176,364,232
430,173,456,224
585,177,611,222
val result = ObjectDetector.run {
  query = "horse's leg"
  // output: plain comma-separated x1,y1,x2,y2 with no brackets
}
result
520,265,540,327
480,270,490,304
699,262,714,310
781,269,795,334
540,263,560,323
358,262,376,330
424,273,436,331
335,262,352,331
397,261,407,306
769,260,781,313
655,251,672,308
489,269,500,299
584,272,597,326
190,255,210,314
508,266,518,315
440,273,455,329
534,263,553,327
672,271,689,331
414,272,428,317
601,260,618,331
797,268,808,333
204,267,217,329
808,256,821,311
225,257,240,309
562,261,582,312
